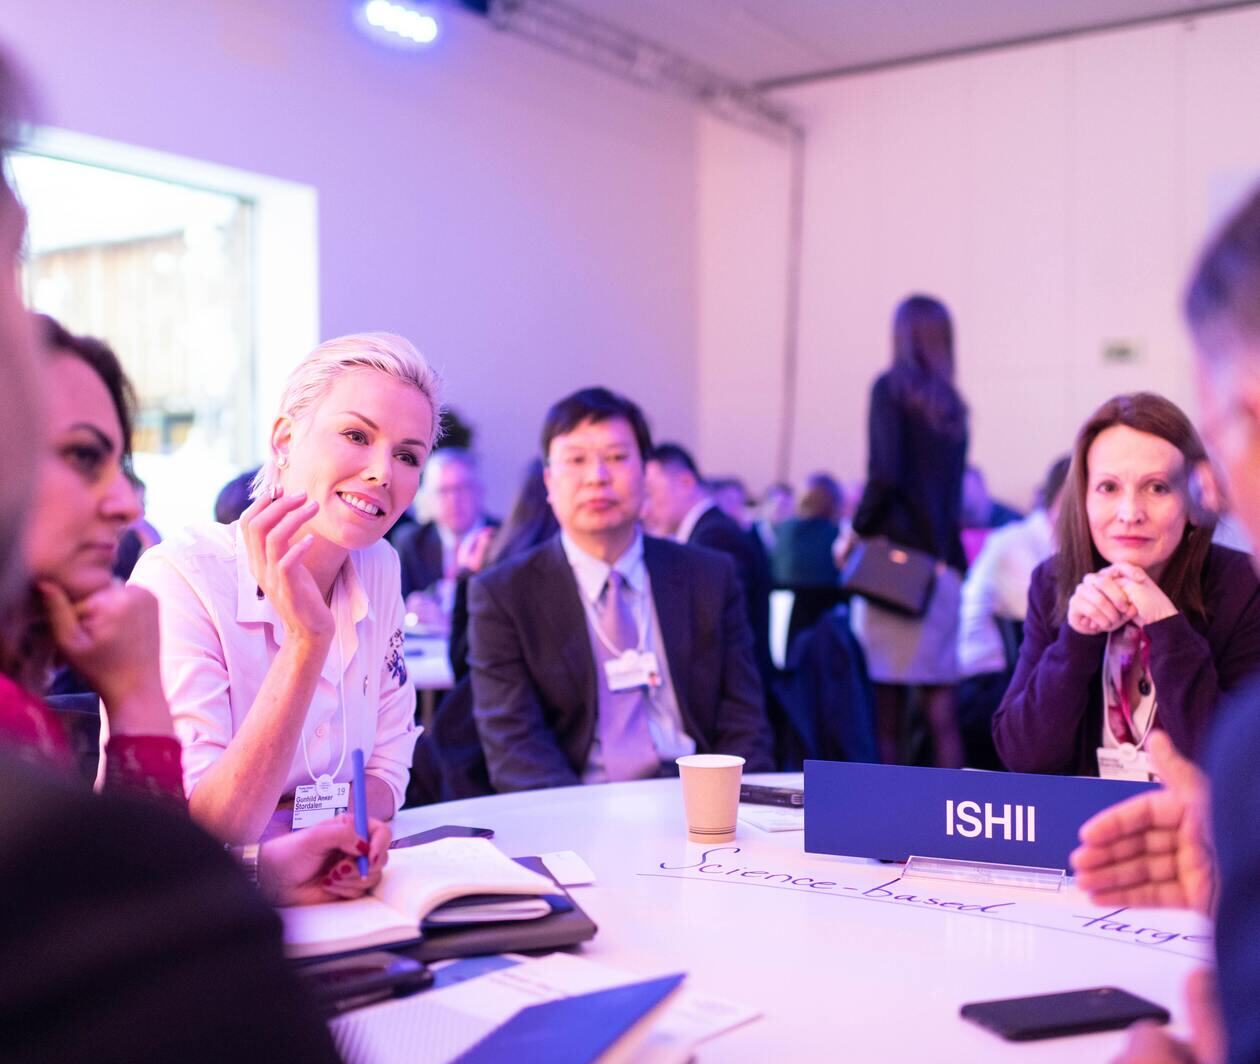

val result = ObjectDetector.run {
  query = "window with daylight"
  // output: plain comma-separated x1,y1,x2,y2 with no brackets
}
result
12,152,256,532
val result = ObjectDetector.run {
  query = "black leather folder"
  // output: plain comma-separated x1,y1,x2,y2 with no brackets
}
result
404,856,598,963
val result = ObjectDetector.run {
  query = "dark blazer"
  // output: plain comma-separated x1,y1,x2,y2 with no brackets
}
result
467,535,774,792
1207,674,1260,1064
992,545,1260,775
394,517,499,599
0,754,338,1064
851,369,968,571
689,505,773,682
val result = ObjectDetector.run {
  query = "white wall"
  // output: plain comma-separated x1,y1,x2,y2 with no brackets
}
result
696,117,793,487
698,6,1260,507
2,0,700,514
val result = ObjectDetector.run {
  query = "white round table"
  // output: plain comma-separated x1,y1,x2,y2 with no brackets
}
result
391,774,1206,1061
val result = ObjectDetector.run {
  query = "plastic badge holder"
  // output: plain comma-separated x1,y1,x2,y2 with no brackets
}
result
903,854,1065,893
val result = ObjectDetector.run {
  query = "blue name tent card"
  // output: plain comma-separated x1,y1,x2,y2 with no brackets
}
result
803,760,1158,870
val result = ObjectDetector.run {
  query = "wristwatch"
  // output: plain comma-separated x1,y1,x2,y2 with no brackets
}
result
231,842,261,886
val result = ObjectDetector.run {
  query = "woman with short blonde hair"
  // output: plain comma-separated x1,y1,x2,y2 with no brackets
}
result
133,332,442,842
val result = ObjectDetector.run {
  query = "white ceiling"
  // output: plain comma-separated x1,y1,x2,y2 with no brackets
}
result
559,0,1240,86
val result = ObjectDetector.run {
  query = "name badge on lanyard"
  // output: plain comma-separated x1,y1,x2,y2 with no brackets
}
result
293,776,351,829
1098,626,1157,781
293,578,356,829
604,649,662,692
1096,743,1155,782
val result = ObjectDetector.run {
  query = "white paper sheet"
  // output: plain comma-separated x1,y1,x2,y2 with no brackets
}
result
539,849,597,885
737,803,806,832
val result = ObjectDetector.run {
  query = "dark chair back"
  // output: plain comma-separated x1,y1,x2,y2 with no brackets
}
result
430,678,493,800
44,693,101,785
996,617,1025,671
956,617,1025,771
772,605,877,769
785,586,847,653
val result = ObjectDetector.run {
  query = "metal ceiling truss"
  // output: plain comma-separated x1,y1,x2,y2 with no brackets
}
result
486,0,804,143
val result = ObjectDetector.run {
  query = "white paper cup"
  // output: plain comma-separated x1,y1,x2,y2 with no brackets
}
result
676,754,745,843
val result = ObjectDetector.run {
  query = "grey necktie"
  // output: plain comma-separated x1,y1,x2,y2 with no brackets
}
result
593,571,659,781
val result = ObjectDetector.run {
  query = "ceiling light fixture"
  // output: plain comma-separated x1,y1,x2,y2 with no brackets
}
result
360,0,440,46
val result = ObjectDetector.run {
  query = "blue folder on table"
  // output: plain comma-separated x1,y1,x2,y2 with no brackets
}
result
451,973,686,1064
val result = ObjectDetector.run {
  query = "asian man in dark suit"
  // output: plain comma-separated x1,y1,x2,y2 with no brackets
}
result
467,388,773,792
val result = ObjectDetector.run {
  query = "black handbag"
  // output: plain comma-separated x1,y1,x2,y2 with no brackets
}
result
840,536,937,617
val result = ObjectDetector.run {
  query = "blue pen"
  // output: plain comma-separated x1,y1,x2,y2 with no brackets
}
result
351,748,370,877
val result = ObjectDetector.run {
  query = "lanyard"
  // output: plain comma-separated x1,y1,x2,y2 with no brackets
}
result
301,580,349,794
1104,625,1156,748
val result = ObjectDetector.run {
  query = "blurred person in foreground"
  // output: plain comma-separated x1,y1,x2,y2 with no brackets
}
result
1071,184,1260,1064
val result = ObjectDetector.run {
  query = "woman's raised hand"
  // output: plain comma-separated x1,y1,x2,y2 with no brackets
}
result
1067,566,1138,635
239,491,333,646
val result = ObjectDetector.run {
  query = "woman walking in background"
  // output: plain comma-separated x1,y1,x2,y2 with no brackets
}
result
848,295,969,767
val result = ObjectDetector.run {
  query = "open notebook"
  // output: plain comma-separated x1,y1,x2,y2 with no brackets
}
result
281,837,557,959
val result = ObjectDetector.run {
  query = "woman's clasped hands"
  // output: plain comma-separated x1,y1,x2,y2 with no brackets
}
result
1068,563,1179,635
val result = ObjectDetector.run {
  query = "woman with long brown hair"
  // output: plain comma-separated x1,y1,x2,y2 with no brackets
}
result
848,294,969,767
993,392,1260,777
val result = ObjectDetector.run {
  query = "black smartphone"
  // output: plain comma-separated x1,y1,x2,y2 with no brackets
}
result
739,783,804,807
297,951,433,1013
960,987,1170,1041
390,824,495,849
